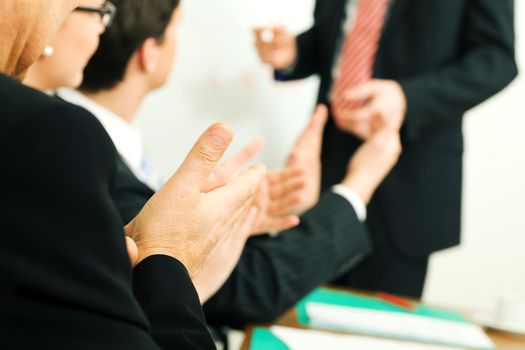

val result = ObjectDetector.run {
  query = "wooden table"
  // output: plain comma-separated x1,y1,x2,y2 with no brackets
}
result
240,292,525,350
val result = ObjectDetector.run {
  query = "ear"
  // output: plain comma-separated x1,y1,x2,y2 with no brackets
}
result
137,38,162,73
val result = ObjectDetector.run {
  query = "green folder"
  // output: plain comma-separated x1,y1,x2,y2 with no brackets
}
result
296,288,467,325
249,328,289,350
250,288,468,350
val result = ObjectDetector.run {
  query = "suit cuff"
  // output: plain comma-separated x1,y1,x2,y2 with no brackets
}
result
331,185,367,222
274,52,299,81
133,255,202,316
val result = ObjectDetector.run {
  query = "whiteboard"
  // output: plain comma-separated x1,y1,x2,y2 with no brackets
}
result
137,0,318,175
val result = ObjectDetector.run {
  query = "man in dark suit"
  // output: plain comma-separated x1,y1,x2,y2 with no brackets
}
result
61,0,401,328
255,0,518,297
1,1,268,347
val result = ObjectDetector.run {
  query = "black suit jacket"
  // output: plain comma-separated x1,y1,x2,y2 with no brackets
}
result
112,155,371,328
0,73,215,349
277,0,517,258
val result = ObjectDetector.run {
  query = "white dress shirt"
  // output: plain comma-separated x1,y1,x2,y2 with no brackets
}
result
332,184,367,222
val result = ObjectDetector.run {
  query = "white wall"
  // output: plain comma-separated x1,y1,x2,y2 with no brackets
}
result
136,0,525,312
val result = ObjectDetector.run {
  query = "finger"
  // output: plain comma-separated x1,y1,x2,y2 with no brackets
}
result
253,27,279,45
368,124,401,149
362,124,403,163
254,178,269,206
172,123,233,190
259,53,282,66
254,28,290,49
293,104,329,150
266,166,306,185
268,176,307,200
124,219,136,238
272,25,290,41
212,164,267,212
349,120,373,140
229,198,257,235
243,206,260,236
268,193,305,216
339,104,378,123
125,236,139,267
305,104,329,137
201,200,253,274
257,47,285,61
311,104,329,133
254,37,274,51
253,27,265,37
287,105,329,165
221,138,264,176
344,81,377,102
267,167,307,201
224,197,259,245
203,137,265,192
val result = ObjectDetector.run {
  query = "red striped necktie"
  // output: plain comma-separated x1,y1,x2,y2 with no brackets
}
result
331,0,389,115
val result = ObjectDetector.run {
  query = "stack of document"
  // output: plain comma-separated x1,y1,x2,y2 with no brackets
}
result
269,326,466,350
306,302,495,350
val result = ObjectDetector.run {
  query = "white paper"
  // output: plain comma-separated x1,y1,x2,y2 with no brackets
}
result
306,303,495,350
271,326,462,350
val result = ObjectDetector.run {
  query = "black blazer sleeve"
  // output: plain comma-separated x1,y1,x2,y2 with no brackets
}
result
203,192,371,328
134,256,215,349
0,86,214,349
112,155,156,225
399,0,518,140
109,159,372,329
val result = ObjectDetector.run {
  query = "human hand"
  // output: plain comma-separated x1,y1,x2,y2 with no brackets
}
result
283,105,328,215
202,137,302,236
333,79,407,140
125,123,266,278
249,167,305,236
253,25,297,69
193,167,308,303
342,126,402,204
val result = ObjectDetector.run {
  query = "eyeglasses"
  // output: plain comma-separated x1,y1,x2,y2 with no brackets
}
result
75,1,117,28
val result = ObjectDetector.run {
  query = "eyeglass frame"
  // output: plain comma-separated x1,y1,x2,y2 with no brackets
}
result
75,1,117,28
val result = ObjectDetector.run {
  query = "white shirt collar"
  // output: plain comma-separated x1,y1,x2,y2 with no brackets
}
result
57,88,145,181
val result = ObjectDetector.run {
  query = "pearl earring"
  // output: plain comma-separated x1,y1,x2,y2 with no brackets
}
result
43,46,55,58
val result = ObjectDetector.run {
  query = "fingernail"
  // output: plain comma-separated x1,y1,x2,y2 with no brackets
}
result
209,124,232,147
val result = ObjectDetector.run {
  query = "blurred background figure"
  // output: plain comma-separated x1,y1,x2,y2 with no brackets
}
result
254,0,518,298
87,0,524,320
25,0,114,91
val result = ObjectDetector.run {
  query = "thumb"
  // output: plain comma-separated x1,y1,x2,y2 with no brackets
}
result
344,81,377,102
310,104,329,137
173,122,234,189
272,25,293,45
367,125,402,156
125,236,139,267
292,104,328,153
273,25,289,37
202,137,265,193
